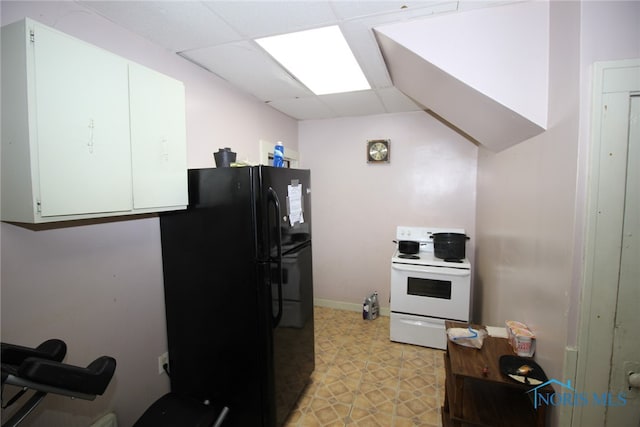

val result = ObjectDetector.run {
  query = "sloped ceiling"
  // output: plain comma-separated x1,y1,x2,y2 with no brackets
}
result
78,1,549,150
77,1,519,119
376,31,545,152
375,0,549,151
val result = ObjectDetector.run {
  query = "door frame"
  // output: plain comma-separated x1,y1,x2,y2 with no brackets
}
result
572,59,640,427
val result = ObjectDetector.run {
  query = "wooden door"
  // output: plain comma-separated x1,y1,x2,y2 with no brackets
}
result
574,60,640,427
606,94,640,426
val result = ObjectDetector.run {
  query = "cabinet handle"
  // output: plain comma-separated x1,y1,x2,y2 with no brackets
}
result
161,137,169,162
87,119,95,154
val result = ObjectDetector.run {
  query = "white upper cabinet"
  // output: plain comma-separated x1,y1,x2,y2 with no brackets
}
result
1,18,188,223
33,23,133,218
129,63,188,211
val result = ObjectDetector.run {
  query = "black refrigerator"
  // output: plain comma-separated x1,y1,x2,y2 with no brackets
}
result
159,166,314,427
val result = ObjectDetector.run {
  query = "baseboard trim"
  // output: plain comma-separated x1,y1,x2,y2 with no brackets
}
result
314,298,390,317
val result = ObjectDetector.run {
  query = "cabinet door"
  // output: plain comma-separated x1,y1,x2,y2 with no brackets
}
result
129,63,188,210
33,23,132,217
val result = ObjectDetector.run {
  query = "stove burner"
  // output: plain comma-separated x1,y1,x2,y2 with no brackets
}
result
398,254,420,260
444,258,463,263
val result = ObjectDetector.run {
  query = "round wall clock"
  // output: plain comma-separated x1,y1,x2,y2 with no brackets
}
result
367,139,390,163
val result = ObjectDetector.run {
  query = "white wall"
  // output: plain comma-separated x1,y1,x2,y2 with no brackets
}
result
299,111,477,312
475,0,580,400
0,2,298,426
475,2,639,427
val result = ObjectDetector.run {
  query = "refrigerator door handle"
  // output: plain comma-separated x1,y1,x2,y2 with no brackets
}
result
268,187,284,328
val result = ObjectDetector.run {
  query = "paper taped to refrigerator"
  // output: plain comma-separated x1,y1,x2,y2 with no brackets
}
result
287,182,304,226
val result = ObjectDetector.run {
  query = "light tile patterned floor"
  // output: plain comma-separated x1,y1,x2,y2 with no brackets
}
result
285,306,446,427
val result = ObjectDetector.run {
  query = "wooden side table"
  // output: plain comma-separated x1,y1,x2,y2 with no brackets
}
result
442,321,552,427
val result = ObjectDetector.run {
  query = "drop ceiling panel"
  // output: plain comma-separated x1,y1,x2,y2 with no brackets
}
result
79,1,241,52
181,41,312,102
203,1,338,39
320,90,386,116
458,1,522,12
331,1,457,20
268,97,337,120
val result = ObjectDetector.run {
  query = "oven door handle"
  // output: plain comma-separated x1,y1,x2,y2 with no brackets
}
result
392,263,471,277
396,317,443,328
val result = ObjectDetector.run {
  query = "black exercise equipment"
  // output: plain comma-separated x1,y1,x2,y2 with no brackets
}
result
133,393,229,427
1,339,115,427
1,339,229,427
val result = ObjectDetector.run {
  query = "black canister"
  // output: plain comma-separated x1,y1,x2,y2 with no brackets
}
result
213,148,236,167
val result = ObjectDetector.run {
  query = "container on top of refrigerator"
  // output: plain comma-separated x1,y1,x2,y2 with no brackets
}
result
213,147,236,167
273,142,284,168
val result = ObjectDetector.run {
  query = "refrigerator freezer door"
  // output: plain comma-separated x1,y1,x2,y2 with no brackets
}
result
257,166,311,259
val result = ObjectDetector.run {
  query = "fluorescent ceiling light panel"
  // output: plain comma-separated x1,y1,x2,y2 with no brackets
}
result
256,25,370,95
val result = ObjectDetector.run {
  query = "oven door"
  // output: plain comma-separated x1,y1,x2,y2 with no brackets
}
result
390,263,470,321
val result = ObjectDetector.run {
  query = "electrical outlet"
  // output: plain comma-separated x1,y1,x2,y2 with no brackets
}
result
158,352,169,375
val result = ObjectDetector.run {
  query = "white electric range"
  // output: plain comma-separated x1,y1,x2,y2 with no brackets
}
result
390,226,471,349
